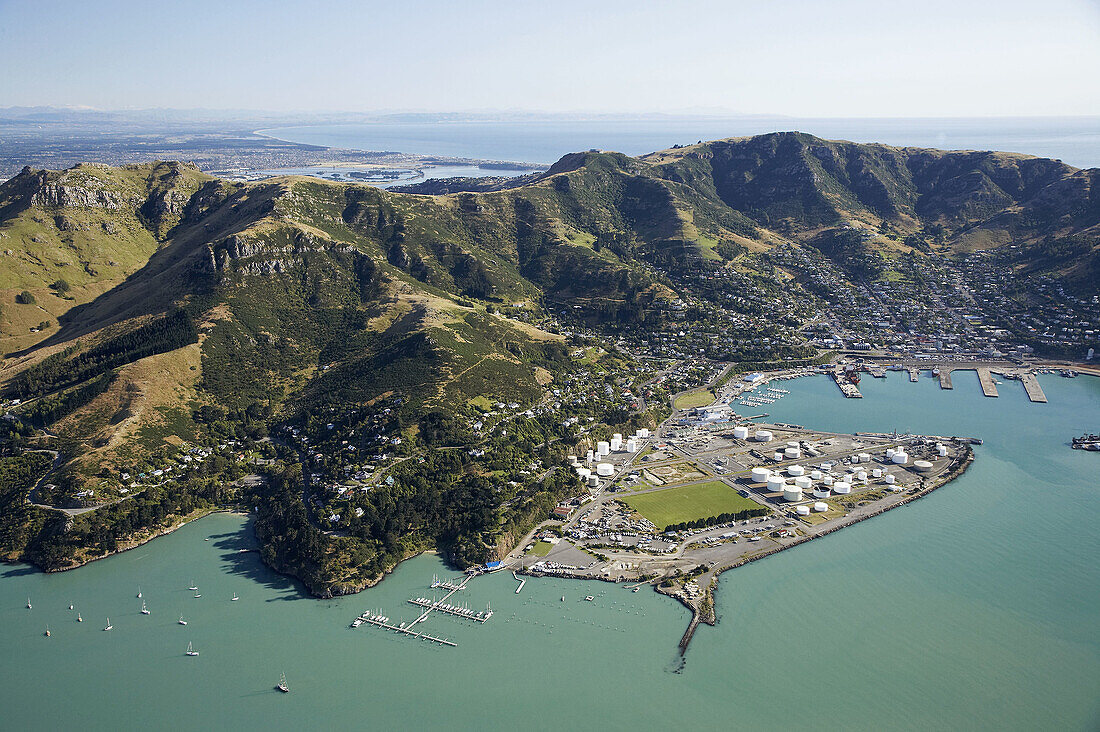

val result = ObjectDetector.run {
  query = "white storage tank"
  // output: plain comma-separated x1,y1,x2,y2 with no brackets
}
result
813,501,829,512
813,488,831,498
767,475,787,492
833,481,852,495
872,468,883,478
755,430,774,442
625,439,638,453
794,476,813,490
597,441,610,457
796,505,811,516
936,444,949,457
773,451,784,461
784,447,801,459
851,455,861,464
567,455,578,465
596,463,615,477
612,433,623,442
576,468,591,479
886,448,896,460
787,465,805,477
823,475,835,486
891,451,909,465
637,428,650,438
733,425,750,440
884,474,896,485
586,450,594,464
913,460,934,472
810,470,823,480
587,475,599,488
858,452,871,463
783,486,804,502
856,471,868,482
609,437,622,452
751,467,772,484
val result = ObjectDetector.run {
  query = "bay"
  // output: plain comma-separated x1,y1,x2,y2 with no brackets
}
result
2,372,1098,730
258,117,1100,169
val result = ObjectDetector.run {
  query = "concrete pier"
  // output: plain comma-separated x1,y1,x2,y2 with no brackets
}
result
1021,373,1048,403
977,368,999,397
938,369,953,390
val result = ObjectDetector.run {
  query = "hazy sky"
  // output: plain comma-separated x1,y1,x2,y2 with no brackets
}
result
1,0,1098,117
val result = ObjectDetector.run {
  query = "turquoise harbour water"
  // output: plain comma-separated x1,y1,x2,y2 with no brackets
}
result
2,372,1099,730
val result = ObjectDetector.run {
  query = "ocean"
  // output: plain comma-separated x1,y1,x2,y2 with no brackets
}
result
2,372,1098,730
257,116,1100,169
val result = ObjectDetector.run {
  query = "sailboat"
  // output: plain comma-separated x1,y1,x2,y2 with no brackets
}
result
231,593,239,602
68,603,74,610
76,612,82,622
141,600,150,615
137,587,142,598
103,617,113,631
44,624,51,637
178,614,187,625
188,581,198,591
186,641,199,657
26,598,32,609
193,592,202,598
276,671,289,693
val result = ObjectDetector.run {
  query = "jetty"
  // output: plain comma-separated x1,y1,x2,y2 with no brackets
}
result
977,368,999,397
352,572,483,647
353,612,457,646
408,597,492,622
430,574,466,592
1020,373,1047,403
938,369,953,390
512,570,526,594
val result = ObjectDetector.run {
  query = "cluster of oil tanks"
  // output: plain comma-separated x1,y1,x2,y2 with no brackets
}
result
567,428,652,488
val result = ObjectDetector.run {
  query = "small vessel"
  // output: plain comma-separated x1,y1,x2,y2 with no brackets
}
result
585,596,594,602
276,671,289,693
231,593,239,602
186,641,199,657
633,587,640,593
178,615,187,626
137,587,142,598
204,538,210,541
141,600,150,615
68,603,74,610
45,624,51,637
561,595,565,602
103,617,112,631
76,612,82,622
188,582,198,591
193,593,202,599
26,598,32,609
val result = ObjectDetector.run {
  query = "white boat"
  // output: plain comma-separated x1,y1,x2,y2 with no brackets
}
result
137,587,142,598
276,671,289,693
193,593,202,598
585,596,594,602
188,582,198,591
103,617,112,631
45,624,50,637
68,603,74,610
186,641,199,657
76,612,82,622
26,598,31,609
231,593,239,601
178,615,187,625
141,600,150,615
561,595,565,602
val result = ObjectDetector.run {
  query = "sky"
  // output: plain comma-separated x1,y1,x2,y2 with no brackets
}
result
0,0,1098,117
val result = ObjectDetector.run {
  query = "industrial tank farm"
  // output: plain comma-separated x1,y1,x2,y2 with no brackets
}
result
520,378,973,646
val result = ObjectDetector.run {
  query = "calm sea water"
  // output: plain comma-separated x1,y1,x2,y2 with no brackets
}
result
258,117,1100,169
2,372,1099,730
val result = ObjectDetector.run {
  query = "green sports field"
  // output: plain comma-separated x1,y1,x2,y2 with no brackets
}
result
673,389,715,409
622,480,762,529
